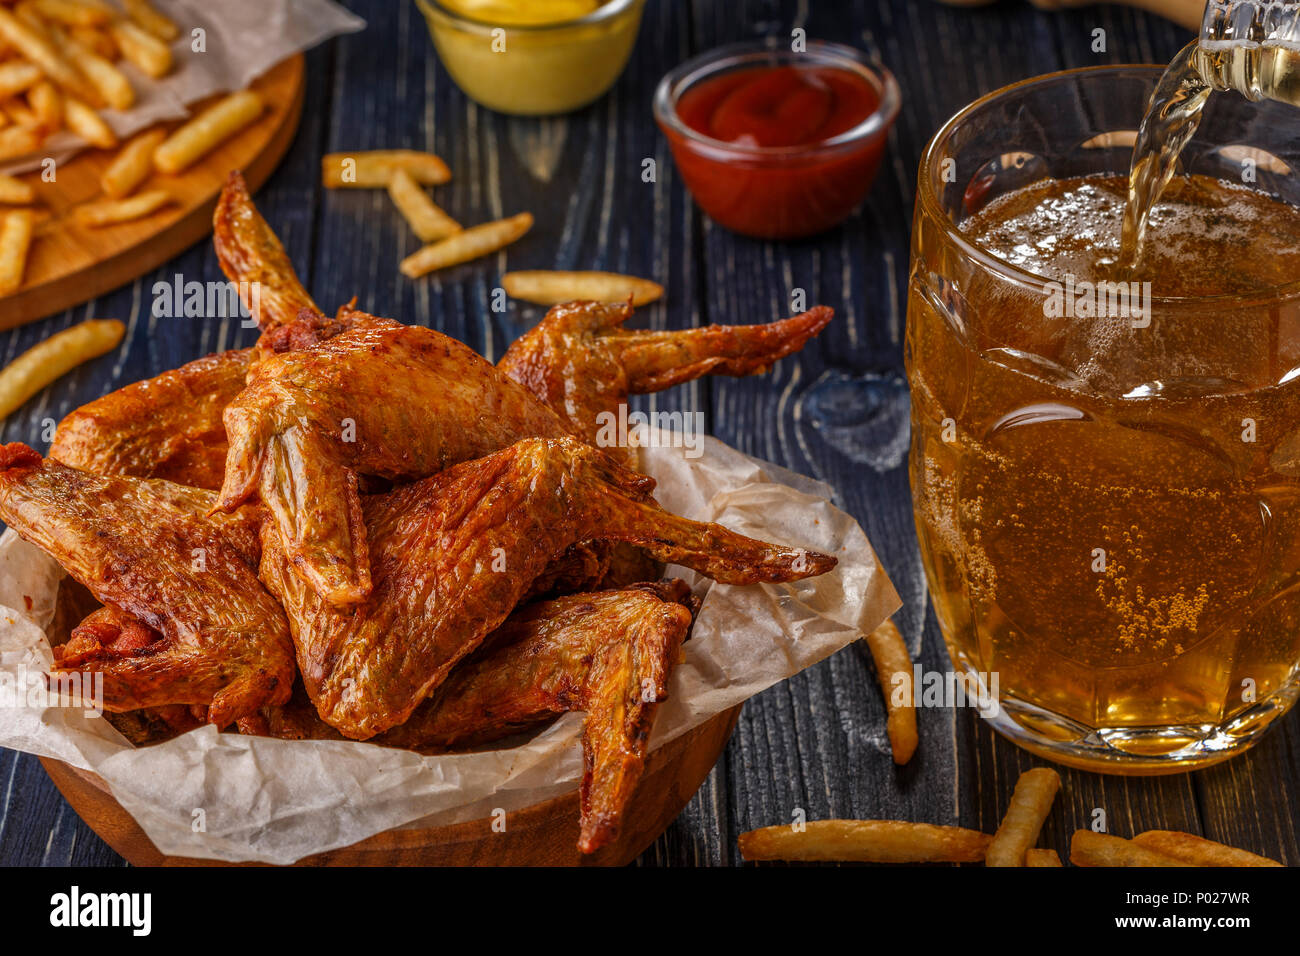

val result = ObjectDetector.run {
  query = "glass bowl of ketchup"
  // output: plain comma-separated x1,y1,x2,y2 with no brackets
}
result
654,40,900,239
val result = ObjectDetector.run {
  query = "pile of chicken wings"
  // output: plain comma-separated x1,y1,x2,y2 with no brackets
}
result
0,173,836,853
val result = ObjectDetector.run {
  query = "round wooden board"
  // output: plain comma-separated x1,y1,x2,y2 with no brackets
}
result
39,704,741,867
0,55,306,331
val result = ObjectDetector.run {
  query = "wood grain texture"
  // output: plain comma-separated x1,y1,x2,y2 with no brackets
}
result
0,0,1295,867
0,56,306,329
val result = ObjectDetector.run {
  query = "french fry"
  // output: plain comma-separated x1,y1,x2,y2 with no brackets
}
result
322,149,451,188
1070,830,1192,867
73,188,170,226
70,23,116,59
109,18,170,78
1132,830,1283,867
26,79,59,130
0,172,33,204
0,207,33,296
52,28,132,110
153,89,263,174
399,212,532,278
386,167,460,242
32,0,112,27
502,269,664,307
0,319,125,418
100,126,163,198
986,768,1061,867
123,0,177,41
1025,848,1063,867
1,96,36,127
738,820,993,864
0,60,40,98
0,123,39,160
865,617,918,765
0,7,99,105
63,93,114,147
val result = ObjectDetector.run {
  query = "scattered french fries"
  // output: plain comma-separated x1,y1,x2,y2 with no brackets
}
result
1131,830,1282,867
122,0,177,42
322,149,452,189
74,188,170,227
399,211,533,278
109,17,170,78
1025,848,1063,867
70,23,117,59
0,61,41,99
0,173,34,205
63,92,115,148
387,167,461,242
0,124,41,161
0,208,33,296
0,7,100,106
865,617,917,765
33,0,112,29
27,78,60,130
738,820,994,864
154,90,265,174
985,768,1061,866
1070,830,1192,867
0,318,124,419
502,270,664,307
100,127,164,198
55,29,133,111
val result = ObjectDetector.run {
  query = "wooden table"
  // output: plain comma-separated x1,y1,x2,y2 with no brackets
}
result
2,0,1294,867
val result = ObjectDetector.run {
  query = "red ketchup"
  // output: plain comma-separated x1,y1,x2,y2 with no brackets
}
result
661,63,894,239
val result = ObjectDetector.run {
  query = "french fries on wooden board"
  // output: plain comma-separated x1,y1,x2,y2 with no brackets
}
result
0,317,123,419
0,0,279,300
737,766,1282,866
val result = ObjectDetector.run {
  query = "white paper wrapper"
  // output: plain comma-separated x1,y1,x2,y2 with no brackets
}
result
0,0,365,175
0,429,899,863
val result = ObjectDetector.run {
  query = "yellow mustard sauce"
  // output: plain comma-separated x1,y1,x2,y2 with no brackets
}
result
416,0,646,115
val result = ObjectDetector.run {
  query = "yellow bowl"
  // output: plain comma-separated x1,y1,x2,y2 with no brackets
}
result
415,0,647,116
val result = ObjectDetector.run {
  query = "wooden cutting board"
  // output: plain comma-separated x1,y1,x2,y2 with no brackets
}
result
0,54,305,331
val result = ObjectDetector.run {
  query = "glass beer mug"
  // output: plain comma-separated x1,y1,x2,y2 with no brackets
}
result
906,55,1300,772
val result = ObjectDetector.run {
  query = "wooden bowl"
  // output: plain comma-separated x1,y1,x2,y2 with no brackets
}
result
38,704,740,866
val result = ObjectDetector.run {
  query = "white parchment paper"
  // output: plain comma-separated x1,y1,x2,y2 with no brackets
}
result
0,0,365,174
0,430,899,864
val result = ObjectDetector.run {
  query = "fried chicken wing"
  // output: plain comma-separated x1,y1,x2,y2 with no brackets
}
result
0,444,293,727
244,580,696,852
48,348,252,490
498,300,833,444
217,311,573,606
259,436,833,740
389,580,696,853
499,300,833,589
45,175,317,491
213,171,320,333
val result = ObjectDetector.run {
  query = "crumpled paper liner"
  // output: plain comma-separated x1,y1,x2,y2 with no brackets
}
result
0,431,899,864
0,0,365,175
